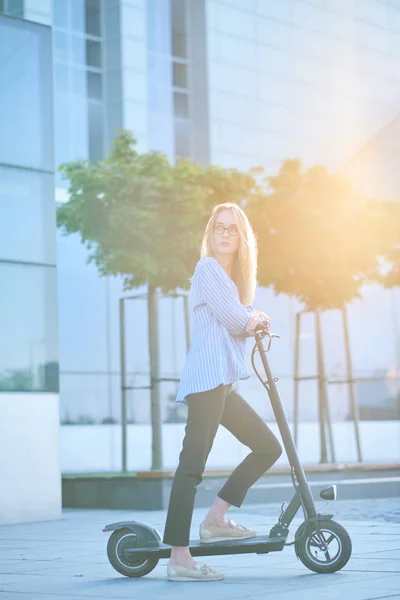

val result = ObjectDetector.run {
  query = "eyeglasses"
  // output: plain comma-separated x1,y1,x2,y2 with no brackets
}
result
214,224,239,236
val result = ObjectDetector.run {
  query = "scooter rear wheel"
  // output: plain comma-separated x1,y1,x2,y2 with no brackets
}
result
107,528,159,577
295,519,352,574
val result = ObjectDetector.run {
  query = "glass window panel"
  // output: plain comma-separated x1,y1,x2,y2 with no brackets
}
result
219,34,256,68
6,0,23,17
54,62,69,93
147,0,171,55
0,263,58,393
88,100,104,162
174,91,189,118
86,39,101,67
148,53,172,87
70,95,89,159
148,85,173,117
87,71,102,99
218,4,256,39
71,34,85,64
174,118,191,158
257,45,294,76
54,90,71,184
257,0,291,20
173,61,188,88
53,31,69,62
171,0,187,57
0,167,56,265
86,0,101,36
69,0,85,32
256,18,292,50
53,0,68,28
148,112,174,156
72,66,86,96
0,18,53,171
172,30,187,58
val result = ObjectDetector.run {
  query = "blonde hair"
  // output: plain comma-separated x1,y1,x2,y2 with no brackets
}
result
200,203,258,306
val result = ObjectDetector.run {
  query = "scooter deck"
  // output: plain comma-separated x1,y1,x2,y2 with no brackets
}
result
125,534,287,560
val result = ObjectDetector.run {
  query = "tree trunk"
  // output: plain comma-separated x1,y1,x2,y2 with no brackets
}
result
148,284,162,470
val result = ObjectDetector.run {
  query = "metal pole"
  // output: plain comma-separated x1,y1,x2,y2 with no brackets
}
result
148,284,162,470
119,298,127,472
390,289,400,400
342,305,362,462
183,294,191,354
315,310,328,463
293,311,301,447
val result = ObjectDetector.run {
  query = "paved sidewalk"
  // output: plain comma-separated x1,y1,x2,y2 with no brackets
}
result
0,498,399,600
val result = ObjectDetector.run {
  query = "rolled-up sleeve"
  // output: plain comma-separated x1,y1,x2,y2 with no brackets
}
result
198,259,251,335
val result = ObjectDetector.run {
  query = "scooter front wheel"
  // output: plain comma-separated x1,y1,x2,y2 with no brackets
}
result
295,519,352,574
107,528,159,577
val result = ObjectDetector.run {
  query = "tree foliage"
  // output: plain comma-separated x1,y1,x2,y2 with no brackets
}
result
57,131,259,293
57,131,399,309
246,159,399,310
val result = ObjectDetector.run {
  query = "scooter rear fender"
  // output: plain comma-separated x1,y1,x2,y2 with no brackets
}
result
102,520,162,545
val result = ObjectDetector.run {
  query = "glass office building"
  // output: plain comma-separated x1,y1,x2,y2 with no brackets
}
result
1,1,399,479
0,12,60,523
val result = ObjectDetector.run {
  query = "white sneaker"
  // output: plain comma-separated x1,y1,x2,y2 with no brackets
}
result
167,560,224,581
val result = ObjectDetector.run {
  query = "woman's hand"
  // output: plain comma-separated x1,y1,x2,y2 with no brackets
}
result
245,309,271,335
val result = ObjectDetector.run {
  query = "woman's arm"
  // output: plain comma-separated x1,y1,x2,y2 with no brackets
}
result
198,258,252,335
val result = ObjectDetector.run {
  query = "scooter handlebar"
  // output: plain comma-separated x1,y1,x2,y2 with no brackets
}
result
255,320,272,334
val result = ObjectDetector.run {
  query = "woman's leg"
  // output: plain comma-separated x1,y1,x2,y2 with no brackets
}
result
163,385,226,564
205,389,282,521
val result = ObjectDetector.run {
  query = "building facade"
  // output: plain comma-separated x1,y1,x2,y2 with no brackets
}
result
0,12,60,523
1,1,399,485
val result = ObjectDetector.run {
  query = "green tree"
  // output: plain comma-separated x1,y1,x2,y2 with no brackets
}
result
247,159,385,310
368,199,400,289
246,159,393,463
58,131,260,293
57,130,260,470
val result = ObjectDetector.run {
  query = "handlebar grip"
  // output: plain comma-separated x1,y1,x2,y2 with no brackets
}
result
255,320,270,333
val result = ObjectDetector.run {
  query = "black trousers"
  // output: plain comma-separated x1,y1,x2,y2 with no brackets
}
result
163,384,282,547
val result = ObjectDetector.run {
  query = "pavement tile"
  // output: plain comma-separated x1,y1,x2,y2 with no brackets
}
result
0,498,398,600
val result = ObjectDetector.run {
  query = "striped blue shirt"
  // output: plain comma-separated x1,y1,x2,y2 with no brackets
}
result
176,256,253,405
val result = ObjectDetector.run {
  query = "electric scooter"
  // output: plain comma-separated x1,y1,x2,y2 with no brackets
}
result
103,325,352,577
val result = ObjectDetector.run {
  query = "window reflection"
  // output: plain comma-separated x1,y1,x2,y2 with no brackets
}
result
175,118,190,157
87,71,102,99
171,0,187,58
0,18,53,171
86,0,101,36
173,61,187,88
70,0,85,32
53,31,69,62
0,264,59,393
0,167,56,265
86,39,101,67
71,34,86,65
88,100,104,162
53,0,68,28
174,91,189,118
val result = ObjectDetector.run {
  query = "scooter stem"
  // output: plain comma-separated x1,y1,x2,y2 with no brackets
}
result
255,331,318,518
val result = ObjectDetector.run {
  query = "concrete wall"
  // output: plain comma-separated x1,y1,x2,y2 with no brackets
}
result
0,394,62,525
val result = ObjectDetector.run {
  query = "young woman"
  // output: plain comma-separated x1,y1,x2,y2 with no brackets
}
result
163,202,282,581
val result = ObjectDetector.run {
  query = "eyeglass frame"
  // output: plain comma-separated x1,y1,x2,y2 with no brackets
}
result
213,224,239,236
